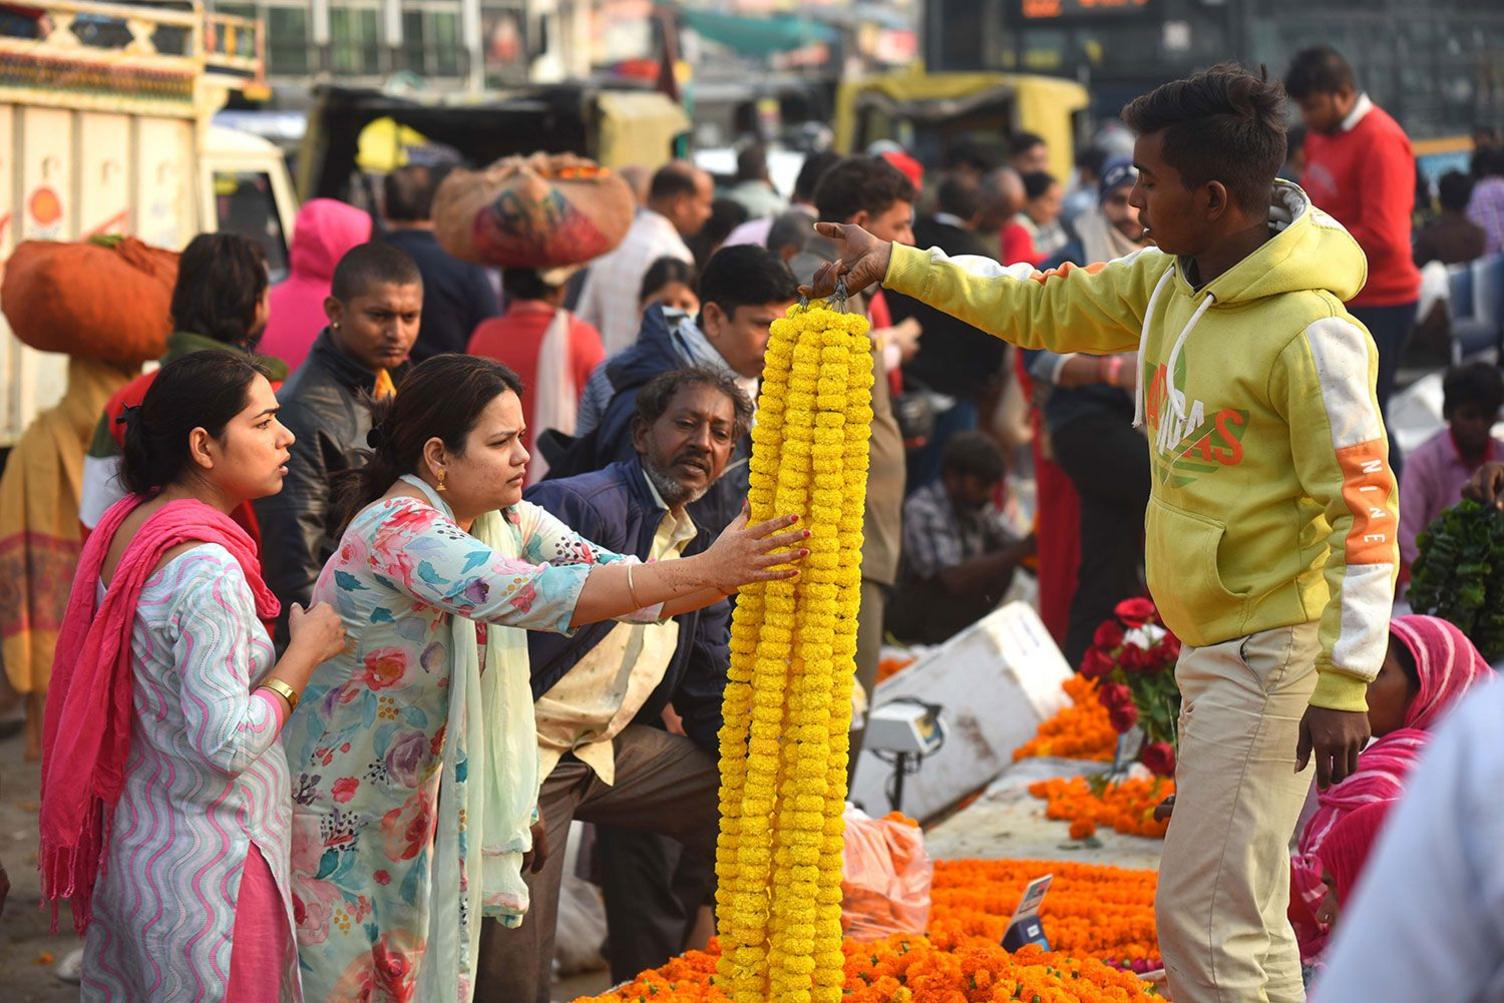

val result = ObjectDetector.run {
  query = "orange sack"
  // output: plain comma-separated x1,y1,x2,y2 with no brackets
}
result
432,152,635,269
1,237,177,368
841,806,933,941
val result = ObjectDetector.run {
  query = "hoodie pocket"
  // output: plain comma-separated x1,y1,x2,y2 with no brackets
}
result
1144,496,1249,643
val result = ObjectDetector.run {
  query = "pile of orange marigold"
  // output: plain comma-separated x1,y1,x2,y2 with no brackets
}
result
574,859,1162,1002
1029,775,1172,840
1012,675,1118,763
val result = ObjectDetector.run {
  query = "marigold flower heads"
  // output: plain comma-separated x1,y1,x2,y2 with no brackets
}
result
714,300,872,1002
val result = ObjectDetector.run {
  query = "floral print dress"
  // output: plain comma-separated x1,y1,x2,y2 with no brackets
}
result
281,488,637,1001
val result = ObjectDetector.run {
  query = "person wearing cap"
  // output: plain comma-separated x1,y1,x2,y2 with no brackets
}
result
1017,155,1152,666
1072,155,1152,265
467,265,606,483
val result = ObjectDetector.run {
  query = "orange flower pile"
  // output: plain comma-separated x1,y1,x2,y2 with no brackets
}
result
876,654,916,684
576,938,1160,1003
1029,775,1173,840
1012,675,1118,763
575,859,1164,1001
928,859,1160,972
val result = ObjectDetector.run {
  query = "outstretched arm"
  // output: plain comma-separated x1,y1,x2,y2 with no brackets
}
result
801,221,1166,356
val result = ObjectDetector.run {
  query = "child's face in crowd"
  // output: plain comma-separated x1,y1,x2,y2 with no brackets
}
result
1026,184,1064,227
433,389,530,514
1447,401,1499,458
1365,638,1418,738
1316,866,1341,926
854,200,915,247
632,383,738,509
326,281,422,372
643,282,700,317
702,299,796,379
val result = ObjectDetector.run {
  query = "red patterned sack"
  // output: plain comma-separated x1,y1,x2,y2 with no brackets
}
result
433,152,635,269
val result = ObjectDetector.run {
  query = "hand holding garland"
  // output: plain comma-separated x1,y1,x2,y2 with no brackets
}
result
568,512,810,627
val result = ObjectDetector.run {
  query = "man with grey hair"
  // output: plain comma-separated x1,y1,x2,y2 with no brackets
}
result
477,366,756,1002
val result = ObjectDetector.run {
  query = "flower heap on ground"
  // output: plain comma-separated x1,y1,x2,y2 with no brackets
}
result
1012,674,1118,763
1029,775,1172,840
576,860,1162,1002
714,297,874,1003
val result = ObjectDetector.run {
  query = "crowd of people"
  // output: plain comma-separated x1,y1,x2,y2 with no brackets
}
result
0,38,1498,1003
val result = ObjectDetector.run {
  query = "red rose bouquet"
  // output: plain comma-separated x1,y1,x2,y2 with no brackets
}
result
1079,598,1181,776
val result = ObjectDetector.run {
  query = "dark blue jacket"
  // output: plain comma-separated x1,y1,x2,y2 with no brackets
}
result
524,457,732,752
587,305,751,536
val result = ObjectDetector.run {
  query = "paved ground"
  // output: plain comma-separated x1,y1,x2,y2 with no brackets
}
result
0,726,82,1002
0,722,614,1001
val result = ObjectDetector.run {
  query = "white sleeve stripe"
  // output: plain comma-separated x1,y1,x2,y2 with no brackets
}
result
1331,562,1394,679
1303,316,1385,450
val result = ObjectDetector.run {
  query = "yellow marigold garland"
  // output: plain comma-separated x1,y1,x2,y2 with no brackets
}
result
715,300,872,1002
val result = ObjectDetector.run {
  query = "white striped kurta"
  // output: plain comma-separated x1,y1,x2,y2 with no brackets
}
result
82,545,300,1002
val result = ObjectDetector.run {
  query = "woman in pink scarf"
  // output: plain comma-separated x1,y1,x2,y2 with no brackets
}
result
38,351,346,1002
1290,613,1492,961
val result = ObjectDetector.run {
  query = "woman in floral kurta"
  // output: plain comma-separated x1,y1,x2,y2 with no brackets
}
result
282,355,804,1001
281,480,642,1000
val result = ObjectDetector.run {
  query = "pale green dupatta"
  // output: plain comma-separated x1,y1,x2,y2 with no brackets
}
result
400,475,539,1000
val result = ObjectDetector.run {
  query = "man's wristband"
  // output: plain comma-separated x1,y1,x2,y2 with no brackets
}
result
1103,355,1125,387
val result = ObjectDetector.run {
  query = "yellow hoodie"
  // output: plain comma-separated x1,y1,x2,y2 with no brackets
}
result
885,182,1396,711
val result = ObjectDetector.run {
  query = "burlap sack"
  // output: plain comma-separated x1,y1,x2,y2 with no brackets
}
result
433,152,635,269
2,237,177,367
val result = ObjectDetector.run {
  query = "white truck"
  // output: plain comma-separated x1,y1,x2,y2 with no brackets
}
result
0,0,298,447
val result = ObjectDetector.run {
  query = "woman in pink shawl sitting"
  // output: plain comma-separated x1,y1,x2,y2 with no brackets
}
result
1289,613,1493,962
38,350,348,1002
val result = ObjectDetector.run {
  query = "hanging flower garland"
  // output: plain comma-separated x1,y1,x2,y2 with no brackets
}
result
715,297,874,1003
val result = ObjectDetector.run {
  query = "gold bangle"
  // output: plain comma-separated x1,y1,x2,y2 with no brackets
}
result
626,561,643,610
259,678,299,713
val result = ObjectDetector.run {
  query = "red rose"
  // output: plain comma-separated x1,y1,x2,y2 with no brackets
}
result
1098,681,1133,711
1093,619,1126,651
1161,634,1182,661
1119,643,1151,673
1108,702,1139,733
1141,741,1177,777
1115,597,1157,628
1080,647,1115,680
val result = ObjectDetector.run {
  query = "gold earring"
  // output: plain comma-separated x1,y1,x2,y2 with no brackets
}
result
436,467,447,493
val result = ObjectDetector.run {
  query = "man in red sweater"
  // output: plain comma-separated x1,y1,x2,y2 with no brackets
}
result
1288,46,1420,474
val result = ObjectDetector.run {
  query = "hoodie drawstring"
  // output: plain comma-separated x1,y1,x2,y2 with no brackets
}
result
1132,267,1175,428
1163,292,1216,422
1131,265,1216,430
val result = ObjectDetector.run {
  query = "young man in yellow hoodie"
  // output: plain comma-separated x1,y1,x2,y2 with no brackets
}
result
807,65,1396,1003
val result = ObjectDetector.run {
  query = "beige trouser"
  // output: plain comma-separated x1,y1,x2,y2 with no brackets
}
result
1157,622,1318,1003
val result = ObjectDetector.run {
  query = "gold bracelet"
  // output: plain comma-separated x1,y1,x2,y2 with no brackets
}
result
259,678,299,713
626,561,643,610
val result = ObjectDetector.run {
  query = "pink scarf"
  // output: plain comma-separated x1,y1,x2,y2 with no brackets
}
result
38,494,279,933
1290,614,1492,957
1391,614,1491,731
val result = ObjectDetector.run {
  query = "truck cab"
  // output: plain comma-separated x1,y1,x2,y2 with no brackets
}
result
0,0,298,446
